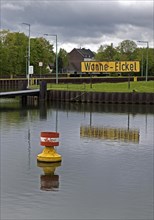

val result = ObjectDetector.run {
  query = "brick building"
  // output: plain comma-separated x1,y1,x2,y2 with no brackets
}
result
68,48,95,73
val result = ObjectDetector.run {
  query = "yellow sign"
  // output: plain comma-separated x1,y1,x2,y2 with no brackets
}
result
81,61,140,72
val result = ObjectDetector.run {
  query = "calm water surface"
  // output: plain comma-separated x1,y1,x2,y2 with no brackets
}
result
0,100,153,220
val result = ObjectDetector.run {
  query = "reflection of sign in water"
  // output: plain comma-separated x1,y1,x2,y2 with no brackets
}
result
81,61,140,72
80,126,139,143
37,162,61,191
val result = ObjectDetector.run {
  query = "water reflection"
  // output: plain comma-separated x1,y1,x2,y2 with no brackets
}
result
1,101,151,145
48,102,152,137
39,101,47,120
28,128,31,169
80,126,139,143
1,100,153,219
48,101,154,115
37,162,61,191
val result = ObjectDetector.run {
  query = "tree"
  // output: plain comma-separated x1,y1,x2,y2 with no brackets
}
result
0,30,55,76
117,40,137,60
148,48,154,75
53,48,68,73
103,45,117,61
0,30,27,76
95,44,117,61
30,37,54,74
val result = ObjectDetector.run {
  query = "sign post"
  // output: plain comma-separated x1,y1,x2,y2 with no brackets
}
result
81,61,140,90
29,65,34,86
39,62,43,78
29,65,34,74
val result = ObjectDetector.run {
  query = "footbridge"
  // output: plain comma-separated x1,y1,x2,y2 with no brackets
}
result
0,81,47,104
0,89,39,98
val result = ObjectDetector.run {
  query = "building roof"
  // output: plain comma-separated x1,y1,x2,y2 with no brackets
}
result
76,48,94,58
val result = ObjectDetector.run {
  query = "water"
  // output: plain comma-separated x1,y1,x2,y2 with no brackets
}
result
0,99,153,220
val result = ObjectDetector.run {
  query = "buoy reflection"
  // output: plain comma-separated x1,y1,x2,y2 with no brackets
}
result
37,162,61,191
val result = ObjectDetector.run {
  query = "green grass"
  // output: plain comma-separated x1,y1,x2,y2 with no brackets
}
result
47,81,154,93
31,81,154,93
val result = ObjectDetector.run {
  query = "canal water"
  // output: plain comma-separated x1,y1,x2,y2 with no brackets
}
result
0,99,153,220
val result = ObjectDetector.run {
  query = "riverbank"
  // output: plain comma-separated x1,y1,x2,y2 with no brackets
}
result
47,90,154,104
44,81,154,104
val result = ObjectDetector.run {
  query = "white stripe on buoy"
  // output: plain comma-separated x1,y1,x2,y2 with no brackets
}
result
40,137,57,142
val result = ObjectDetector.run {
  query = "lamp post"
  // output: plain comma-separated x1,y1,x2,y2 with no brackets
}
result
22,22,31,88
141,52,143,77
44,34,58,84
137,40,149,82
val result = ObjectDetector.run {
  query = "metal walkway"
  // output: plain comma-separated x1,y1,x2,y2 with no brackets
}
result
0,89,40,98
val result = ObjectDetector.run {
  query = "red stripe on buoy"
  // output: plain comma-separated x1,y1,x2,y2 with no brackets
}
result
40,141,59,147
41,132,59,138
40,132,59,147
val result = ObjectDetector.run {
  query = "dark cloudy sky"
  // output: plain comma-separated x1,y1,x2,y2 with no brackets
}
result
1,0,153,52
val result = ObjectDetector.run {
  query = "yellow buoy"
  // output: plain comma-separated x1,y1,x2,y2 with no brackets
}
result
37,132,62,163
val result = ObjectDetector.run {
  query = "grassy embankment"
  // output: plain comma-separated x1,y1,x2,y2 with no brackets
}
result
42,81,154,93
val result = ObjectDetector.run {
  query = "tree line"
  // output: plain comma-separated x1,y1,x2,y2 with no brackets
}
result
0,30,154,77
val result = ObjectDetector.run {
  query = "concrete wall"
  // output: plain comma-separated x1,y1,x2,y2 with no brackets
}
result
47,90,154,104
0,79,27,91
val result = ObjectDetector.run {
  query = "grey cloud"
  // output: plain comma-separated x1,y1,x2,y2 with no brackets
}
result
1,0,153,50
